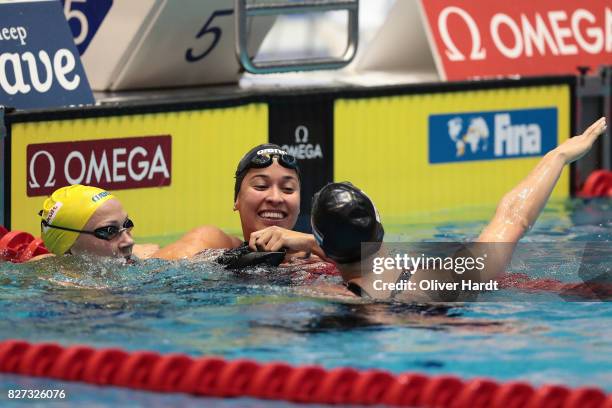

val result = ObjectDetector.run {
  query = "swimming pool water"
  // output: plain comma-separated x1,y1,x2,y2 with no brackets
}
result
0,199,610,406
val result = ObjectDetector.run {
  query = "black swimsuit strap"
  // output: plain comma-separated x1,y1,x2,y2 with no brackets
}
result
345,281,371,298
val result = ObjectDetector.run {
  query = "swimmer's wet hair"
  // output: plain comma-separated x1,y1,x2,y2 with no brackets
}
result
311,182,384,264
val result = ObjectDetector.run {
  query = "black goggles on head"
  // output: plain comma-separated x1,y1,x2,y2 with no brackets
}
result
40,213,134,241
236,153,299,176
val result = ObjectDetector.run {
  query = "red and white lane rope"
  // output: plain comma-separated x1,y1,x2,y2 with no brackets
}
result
0,340,609,407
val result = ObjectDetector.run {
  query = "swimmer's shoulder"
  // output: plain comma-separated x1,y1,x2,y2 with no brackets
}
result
150,225,242,260
186,225,241,248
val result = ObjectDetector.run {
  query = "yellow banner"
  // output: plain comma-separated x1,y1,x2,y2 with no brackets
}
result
11,104,268,241
334,85,571,225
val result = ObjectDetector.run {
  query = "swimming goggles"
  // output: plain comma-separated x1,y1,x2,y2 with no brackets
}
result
40,217,134,241
236,152,298,175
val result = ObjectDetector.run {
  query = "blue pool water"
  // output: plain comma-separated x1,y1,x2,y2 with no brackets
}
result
0,199,610,406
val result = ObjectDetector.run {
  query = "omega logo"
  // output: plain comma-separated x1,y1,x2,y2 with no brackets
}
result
28,150,56,189
437,6,612,62
26,136,172,197
438,6,486,62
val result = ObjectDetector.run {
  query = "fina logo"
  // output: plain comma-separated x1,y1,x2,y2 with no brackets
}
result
447,117,489,157
448,114,541,158
430,108,557,164
494,113,542,156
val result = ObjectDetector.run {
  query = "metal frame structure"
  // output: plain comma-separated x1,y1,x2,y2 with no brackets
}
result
235,0,359,74
575,65,612,189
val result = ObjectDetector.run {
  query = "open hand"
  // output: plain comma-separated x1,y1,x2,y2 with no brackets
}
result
557,117,607,164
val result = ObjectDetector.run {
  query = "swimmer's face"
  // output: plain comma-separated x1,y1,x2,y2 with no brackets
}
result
235,159,300,240
70,199,135,259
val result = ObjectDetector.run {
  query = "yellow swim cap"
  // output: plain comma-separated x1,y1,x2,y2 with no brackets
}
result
40,185,115,255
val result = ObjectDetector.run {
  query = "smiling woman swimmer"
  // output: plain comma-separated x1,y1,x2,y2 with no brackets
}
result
153,143,325,261
307,117,608,301
36,184,158,261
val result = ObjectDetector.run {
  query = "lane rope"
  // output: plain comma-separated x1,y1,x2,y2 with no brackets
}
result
0,340,609,407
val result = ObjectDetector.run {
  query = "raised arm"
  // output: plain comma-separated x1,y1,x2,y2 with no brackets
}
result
405,117,608,299
479,117,607,243
472,117,607,282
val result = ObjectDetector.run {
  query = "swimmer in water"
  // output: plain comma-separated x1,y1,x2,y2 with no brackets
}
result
36,184,157,261
308,117,608,301
154,144,324,260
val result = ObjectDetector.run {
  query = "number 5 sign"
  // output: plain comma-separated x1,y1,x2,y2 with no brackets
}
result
61,0,113,55
75,0,275,91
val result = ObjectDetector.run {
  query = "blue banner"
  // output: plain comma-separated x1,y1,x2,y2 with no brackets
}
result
60,0,113,55
429,108,558,164
0,0,94,110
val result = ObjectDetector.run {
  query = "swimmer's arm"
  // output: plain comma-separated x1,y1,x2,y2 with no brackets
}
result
248,226,327,258
150,225,240,260
477,151,565,244
476,117,607,279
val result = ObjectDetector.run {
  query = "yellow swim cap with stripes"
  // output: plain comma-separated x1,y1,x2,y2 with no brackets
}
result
40,185,115,255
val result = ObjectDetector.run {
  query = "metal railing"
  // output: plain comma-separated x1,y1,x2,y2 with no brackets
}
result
577,65,612,172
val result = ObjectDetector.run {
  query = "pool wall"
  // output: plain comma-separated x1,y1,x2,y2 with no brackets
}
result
2,76,573,240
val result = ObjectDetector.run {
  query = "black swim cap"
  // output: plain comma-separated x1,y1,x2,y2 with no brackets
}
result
234,143,301,201
311,182,384,264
